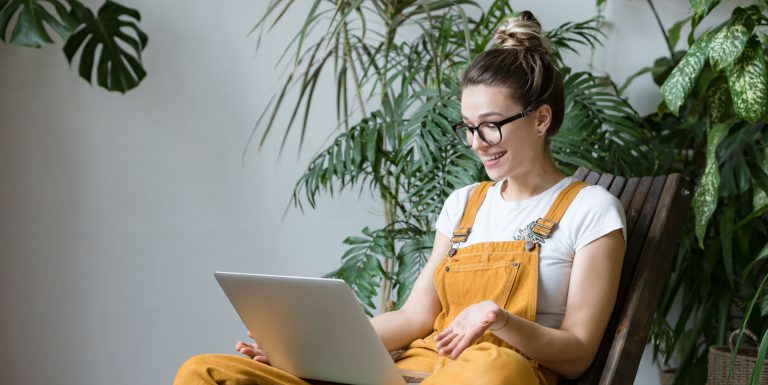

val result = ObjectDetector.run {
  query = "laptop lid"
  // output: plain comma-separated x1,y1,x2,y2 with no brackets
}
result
214,272,406,385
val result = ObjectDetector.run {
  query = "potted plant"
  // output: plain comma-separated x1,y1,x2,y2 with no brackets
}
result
621,1,768,383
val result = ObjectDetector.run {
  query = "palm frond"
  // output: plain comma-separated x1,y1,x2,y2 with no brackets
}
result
546,17,605,68
326,226,391,315
556,71,656,176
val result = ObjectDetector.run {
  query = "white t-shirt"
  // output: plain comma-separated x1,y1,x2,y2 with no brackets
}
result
434,177,626,329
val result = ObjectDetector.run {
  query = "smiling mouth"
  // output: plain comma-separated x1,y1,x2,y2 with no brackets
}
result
481,151,507,162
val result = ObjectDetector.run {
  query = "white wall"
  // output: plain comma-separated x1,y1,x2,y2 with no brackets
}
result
0,1,742,384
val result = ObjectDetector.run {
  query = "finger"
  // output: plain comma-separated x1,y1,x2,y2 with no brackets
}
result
247,330,256,340
253,354,270,365
436,327,454,340
235,342,250,353
435,332,457,350
236,341,258,351
240,343,265,356
238,347,257,358
435,335,449,347
451,334,474,360
435,328,454,343
448,325,487,359
441,332,464,356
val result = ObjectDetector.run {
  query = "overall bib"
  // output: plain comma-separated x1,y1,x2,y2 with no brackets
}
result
174,180,587,385
395,180,586,385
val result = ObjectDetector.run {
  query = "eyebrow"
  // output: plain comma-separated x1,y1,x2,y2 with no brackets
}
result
461,111,505,121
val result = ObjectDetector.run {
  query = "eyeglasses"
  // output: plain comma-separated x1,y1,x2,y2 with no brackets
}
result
452,109,531,146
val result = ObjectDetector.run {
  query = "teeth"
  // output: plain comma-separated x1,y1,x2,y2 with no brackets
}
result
482,152,506,161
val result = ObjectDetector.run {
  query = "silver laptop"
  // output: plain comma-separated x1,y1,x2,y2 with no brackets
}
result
215,272,407,385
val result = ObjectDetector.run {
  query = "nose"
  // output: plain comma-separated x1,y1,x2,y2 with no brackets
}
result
469,131,488,151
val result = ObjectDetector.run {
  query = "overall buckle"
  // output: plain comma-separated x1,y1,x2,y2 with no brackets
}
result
531,218,558,239
450,227,471,243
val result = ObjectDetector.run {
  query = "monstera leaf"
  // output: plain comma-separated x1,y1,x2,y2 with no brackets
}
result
63,1,147,93
0,0,78,47
1,0,147,93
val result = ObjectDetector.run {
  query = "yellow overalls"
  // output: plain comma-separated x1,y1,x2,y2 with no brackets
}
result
394,180,586,385
174,180,587,385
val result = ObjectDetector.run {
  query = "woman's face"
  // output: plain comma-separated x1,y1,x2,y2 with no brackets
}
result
460,84,548,181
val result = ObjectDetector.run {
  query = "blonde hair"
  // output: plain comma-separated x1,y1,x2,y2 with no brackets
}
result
462,11,565,135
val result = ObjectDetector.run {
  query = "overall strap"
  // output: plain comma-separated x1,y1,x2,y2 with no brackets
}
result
530,180,589,239
450,181,494,243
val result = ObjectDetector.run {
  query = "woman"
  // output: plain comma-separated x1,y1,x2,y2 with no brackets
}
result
175,11,626,385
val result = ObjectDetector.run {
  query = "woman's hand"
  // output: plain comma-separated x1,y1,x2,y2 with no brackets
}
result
434,300,508,359
235,330,270,364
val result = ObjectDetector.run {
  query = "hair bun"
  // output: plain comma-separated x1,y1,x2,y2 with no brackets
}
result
494,11,551,56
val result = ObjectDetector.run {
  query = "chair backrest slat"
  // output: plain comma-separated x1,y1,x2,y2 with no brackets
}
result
618,176,639,212
585,171,601,185
623,176,653,239
573,167,590,181
596,173,615,189
623,176,666,291
608,176,627,198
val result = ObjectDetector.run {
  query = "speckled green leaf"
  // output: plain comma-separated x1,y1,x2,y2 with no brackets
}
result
727,37,768,123
708,9,753,71
694,122,729,248
755,147,768,209
661,33,712,115
689,0,719,17
707,77,731,123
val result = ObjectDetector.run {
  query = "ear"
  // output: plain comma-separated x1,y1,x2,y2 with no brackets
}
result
533,104,552,136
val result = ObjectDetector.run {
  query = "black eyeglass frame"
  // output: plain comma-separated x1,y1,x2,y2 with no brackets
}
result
452,107,533,146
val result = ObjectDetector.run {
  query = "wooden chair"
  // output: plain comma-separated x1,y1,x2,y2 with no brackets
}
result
561,168,693,385
315,168,693,385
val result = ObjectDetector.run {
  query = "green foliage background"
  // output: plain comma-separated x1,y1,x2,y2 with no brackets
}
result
253,1,768,383
637,2,768,384
253,0,654,314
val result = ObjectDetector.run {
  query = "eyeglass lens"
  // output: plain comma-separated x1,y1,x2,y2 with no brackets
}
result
460,123,501,146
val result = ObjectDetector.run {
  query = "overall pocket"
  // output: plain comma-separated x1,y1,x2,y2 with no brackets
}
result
441,258,521,321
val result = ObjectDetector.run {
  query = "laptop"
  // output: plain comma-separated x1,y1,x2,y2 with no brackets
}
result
214,272,408,385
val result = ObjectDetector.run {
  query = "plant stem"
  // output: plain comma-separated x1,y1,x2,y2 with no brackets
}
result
646,0,675,60
380,194,394,312
378,4,396,313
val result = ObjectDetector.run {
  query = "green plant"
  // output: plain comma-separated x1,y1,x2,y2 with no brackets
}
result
0,0,148,93
622,1,768,384
252,0,654,314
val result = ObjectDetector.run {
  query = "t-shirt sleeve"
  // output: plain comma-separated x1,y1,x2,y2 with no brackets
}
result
434,184,477,237
570,186,627,252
